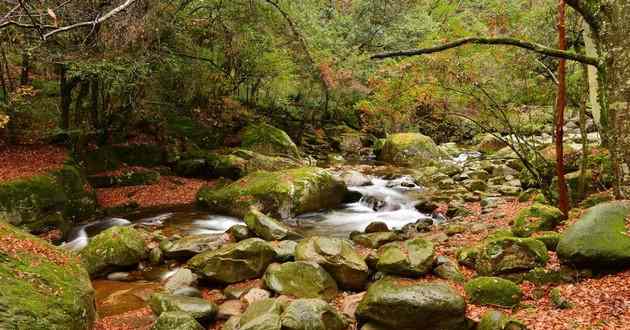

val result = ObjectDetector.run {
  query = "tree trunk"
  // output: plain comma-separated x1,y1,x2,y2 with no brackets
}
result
19,52,30,86
555,0,570,216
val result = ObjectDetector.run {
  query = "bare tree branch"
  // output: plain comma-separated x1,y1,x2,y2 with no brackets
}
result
371,37,600,67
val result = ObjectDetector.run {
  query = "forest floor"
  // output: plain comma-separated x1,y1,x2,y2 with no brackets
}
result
0,145,67,181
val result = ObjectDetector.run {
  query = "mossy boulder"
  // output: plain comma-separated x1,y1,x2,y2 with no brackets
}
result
376,237,434,276
161,233,234,259
457,246,480,267
151,311,204,330
241,123,300,159
351,231,399,248
197,167,347,219
187,238,275,283
464,277,522,307
149,293,218,322
533,231,561,251
557,201,630,268
263,261,338,300
475,237,549,275
223,298,283,330
477,310,527,330
295,237,369,290
244,208,302,241
80,226,147,276
433,256,465,283
0,222,96,330
378,133,445,167
355,278,467,330
476,134,507,153
232,149,303,175
512,203,564,237
281,299,348,330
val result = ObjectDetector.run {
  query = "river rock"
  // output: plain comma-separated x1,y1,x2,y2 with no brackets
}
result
272,240,298,261
164,268,197,293
151,311,204,330
80,226,146,276
149,293,218,322
338,170,371,187
295,237,369,290
187,238,275,283
512,203,564,237
0,222,96,330
244,208,302,241
281,299,348,330
364,221,389,233
355,278,467,330
240,123,300,159
161,233,233,259
378,133,445,167
352,231,399,248
557,201,630,268
376,237,434,276
223,298,283,330
263,262,338,300
433,256,465,282
227,224,252,241
197,167,347,219
476,134,507,153
464,277,522,307
242,288,271,306
475,237,549,275
477,310,527,330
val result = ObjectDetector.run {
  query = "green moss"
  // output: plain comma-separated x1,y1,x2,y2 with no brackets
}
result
0,222,95,330
241,123,300,158
465,277,522,307
263,262,338,300
533,231,561,251
475,237,549,275
477,310,526,330
88,168,160,188
378,133,445,167
79,226,147,276
512,203,564,237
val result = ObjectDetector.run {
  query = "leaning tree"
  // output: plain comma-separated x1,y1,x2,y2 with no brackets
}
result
373,0,630,199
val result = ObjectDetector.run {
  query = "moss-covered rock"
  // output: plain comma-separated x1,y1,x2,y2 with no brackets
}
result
378,133,445,167
476,134,507,154
433,256,465,283
0,222,96,330
512,203,564,237
281,299,348,330
533,231,561,251
88,168,160,188
376,237,435,276
457,246,479,267
475,237,549,275
351,231,399,248
223,298,283,330
295,237,368,290
197,167,347,219
464,277,522,307
557,201,630,268
149,293,218,322
151,311,204,330
187,238,275,283
161,233,233,259
355,278,467,330
244,208,302,241
241,123,300,159
80,226,147,276
477,310,527,330
263,262,338,300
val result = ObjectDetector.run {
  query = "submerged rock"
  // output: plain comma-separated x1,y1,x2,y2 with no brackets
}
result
355,278,467,330
263,262,338,300
464,277,522,307
0,222,96,330
557,201,630,268
244,208,302,241
151,311,204,330
149,293,218,322
197,167,347,219
475,237,548,275
80,226,146,276
281,299,348,330
376,237,435,276
187,238,275,283
295,237,369,290
378,133,445,167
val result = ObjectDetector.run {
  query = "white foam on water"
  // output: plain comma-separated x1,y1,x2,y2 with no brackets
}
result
189,215,242,235
138,212,174,226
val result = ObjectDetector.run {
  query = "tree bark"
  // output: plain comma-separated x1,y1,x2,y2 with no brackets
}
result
555,0,570,216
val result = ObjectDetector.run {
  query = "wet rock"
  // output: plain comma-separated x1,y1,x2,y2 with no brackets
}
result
477,310,527,330
244,208,302,241
352,232,399,248
217,300,243,320
227,225,252,241
151,311,204,330
464,277,522,307
415,199,439,213
107,272,132,281
149,293,218,322
80,226,146,276
338,170,372,187
475,237,549,275
263,261,338,300
557,201,630,268
415,217,434,232
164,268,197,294
295,237,369,290
356,278,467,330
187,238,275,284
172,287,202,298
161,233,233,259
378,133,446,167
243,288,271,306
240,123,300,159
433,256,465,282
376,237,435,276
281,299,348,330
272,240,298,261
223,298,283,330
343,190,363,203
364,221,389,233
197,167,347,219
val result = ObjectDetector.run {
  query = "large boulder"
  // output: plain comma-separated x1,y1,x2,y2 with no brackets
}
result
187,238,275,284
281,299,348,330
244,209,302,241
464,277,522,307
0,222,96,329
475,237,549,275
378,133,445,167
80,226,146,276
376,237,434,276
263,262,338,300
512,203,564,237
557,201,630,268
355,278,467,330
149,293,218,322
223,298,283,330
241,123,300,159
197,167,347,219
295,237,369,290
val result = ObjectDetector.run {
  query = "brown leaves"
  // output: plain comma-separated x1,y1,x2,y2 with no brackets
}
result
0,145,68,182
